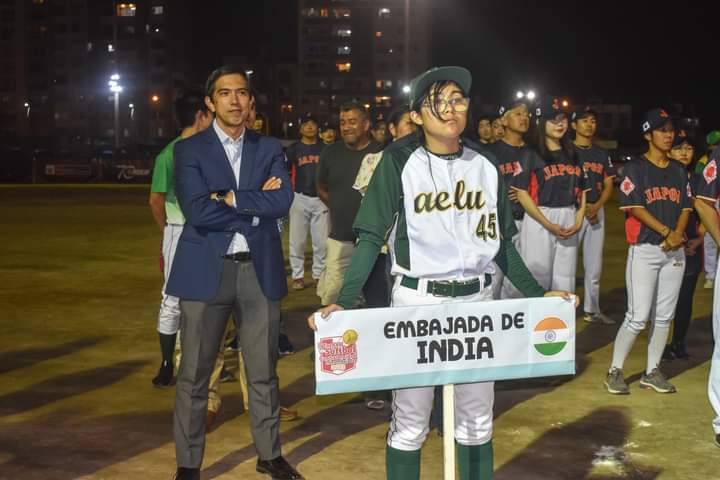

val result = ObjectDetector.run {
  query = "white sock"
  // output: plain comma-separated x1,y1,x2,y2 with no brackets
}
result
646,324,670,375
610,326,638,371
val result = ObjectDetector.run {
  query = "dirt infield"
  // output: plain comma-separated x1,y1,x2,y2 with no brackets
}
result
0,185,716,479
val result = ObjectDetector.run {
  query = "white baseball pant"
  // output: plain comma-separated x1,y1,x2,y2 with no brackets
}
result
493,219,522,299
505,206,578,298
620,244,685,334
610,244,685,373
157,223,183,335
710,277,720,435
289,193,329,280
578,207,605,314
704,232,717,281
387,278,494,451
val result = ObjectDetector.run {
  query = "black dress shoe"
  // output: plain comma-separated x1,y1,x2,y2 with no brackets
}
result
173,466,200,480
256,456,303,479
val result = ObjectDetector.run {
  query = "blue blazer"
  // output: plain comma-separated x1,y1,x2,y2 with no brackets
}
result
166,127,293,301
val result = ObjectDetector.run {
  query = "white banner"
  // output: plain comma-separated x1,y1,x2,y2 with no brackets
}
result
314,296,575,395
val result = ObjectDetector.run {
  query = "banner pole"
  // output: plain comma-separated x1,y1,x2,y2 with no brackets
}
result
442,384,455,480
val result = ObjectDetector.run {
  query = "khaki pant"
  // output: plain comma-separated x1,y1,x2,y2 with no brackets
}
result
316,237,355,305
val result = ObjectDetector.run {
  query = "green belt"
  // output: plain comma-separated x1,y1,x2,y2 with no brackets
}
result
400,274,492,297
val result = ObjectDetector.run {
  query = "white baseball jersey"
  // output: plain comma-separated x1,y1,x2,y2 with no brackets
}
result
352,136,515,283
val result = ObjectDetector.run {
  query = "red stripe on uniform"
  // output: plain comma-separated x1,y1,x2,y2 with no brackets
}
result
529,171,539,205
625,213,641,244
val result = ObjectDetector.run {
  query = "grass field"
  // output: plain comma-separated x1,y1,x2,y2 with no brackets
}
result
0,185,717,479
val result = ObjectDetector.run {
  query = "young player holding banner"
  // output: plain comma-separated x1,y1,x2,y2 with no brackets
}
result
308,66,576,480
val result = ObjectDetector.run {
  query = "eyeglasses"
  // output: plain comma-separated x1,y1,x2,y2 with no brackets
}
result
423,96,470,113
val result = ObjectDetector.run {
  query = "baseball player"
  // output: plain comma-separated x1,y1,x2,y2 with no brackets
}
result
697,130,720,288
491,116,505,142
605,108,691,395
149,92,213,387
286,113,328,291
663,136,701,361
689,139,720,447
511,96,588,295
476,107,497,145
571,107,616,324
489,96,540,299
308,66,576,480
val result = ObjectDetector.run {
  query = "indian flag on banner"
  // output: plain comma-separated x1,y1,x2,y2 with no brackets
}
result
533,317,569,356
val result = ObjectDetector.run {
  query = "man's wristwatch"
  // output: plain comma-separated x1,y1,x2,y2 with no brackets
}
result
215,191,226,203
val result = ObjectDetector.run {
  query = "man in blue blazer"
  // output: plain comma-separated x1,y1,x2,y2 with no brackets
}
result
167,65,302,480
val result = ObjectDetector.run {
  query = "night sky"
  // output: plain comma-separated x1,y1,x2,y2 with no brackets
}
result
187,0,719,129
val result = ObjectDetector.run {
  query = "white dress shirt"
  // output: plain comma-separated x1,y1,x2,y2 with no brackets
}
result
212,120,251,254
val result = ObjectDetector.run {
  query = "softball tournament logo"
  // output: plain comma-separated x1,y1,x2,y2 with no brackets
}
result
318,329,358,376
533,317,569,356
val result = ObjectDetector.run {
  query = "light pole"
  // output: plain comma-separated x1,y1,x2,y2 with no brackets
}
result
108,73,123,149
23,101,30,118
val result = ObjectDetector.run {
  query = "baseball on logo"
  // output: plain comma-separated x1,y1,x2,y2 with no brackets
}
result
343,329,359,346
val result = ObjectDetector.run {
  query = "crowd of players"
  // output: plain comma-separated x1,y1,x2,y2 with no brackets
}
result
148,65,720,480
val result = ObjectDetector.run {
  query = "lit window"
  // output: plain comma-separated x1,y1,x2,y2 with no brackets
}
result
376,79,393,89
320,8,329,17
333,25,352,37
116,3,137,17
337,45,351,55
336,62,351,73
378,7,391,18
375,31,383,38
334,8,351,18
107,43,114,52
151,6,164,15
375,96,392,107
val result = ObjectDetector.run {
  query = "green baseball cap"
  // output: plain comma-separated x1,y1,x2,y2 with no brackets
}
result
409,66,472,110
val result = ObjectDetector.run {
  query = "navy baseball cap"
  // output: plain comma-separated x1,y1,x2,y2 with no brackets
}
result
641,108,673,133
535,95,568,120
299,113,319,126
571,106,597,122
476,105,499,122
409,66,472,110
498,97,529,116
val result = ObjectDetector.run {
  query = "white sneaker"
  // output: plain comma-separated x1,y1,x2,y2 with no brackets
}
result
705,279,715,289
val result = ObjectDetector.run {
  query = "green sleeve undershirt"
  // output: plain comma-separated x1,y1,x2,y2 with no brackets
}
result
494,239,546,297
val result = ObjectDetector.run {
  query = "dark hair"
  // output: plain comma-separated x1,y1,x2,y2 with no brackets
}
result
530,116,577,164
388,105,410,127
174,91,208,129
204,65,249,98
339,100,369,120
411,81,468,117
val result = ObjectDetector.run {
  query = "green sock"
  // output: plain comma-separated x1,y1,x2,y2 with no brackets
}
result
457,441,493,480
386,445,421,480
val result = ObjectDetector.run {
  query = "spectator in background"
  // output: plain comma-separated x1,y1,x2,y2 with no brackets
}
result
371,118,389,147
320,122,337,145
148,91,213,388
315,101,382,306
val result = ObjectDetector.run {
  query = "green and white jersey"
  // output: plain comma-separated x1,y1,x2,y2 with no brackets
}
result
354,134,516,281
